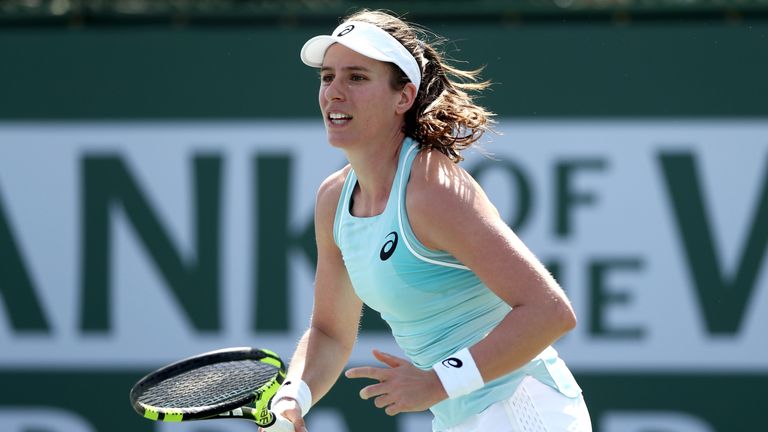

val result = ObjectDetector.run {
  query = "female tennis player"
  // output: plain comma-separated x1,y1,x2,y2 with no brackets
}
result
263,9,591,432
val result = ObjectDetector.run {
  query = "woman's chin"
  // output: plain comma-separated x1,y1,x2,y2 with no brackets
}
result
326,132,355,149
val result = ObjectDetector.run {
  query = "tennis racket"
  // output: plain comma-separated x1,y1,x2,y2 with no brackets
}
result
130,347,294,431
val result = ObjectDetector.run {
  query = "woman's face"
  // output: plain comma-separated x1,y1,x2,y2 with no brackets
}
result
319,43,406,149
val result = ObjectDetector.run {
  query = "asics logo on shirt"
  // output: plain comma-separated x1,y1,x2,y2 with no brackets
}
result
442,358,463,368
379,231,398,261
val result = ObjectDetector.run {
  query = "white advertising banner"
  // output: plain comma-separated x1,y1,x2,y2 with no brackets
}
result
0,120,766,373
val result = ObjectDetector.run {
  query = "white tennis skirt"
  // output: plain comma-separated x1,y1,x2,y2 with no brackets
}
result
440,376,592,432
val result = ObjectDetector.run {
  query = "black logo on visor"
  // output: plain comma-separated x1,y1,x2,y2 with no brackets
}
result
337,25,355,37
379,231,398,261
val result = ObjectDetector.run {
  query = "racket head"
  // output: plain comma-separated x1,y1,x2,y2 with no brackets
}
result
129,347,285,424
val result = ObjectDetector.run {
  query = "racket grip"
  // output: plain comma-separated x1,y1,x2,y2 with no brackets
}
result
265,413,297,432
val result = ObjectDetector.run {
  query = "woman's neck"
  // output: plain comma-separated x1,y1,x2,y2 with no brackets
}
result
345,133,405,216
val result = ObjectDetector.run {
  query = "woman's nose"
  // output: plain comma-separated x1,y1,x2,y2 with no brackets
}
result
323,79,344,101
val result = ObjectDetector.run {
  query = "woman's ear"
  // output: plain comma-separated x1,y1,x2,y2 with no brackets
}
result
395,82,418,115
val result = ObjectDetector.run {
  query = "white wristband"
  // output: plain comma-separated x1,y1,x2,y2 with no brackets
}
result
432,348,484,399
272,379,312,417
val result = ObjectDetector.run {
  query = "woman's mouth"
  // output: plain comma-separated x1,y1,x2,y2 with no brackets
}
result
328,112,353,125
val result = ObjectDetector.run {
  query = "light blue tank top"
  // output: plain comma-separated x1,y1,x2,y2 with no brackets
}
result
333,138,581,430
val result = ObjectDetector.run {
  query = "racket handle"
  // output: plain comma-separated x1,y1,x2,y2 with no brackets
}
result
265,413,297,432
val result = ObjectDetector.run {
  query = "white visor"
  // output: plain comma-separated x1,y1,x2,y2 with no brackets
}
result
300,21,421,91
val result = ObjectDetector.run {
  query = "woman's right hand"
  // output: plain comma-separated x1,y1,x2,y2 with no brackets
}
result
259,398,307,432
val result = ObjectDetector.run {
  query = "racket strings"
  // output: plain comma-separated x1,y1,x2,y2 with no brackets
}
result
138,359,277,409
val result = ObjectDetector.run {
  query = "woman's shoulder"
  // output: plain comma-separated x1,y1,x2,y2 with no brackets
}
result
315,164,352,223
406,148,498,248
408,148,482,208
318,164,351,197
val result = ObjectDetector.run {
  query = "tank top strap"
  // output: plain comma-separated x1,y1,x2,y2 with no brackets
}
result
333,167,357,248
392,138,421,201
394,140,470,270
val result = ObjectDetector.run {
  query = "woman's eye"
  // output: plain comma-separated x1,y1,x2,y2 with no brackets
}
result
320,74,333,83
350,75,366,81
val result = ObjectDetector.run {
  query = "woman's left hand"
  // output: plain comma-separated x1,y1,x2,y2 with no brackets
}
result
345,349,448,416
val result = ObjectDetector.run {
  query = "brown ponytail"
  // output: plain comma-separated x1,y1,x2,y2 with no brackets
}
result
344,9,495,162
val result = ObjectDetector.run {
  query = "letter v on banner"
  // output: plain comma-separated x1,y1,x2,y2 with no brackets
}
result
659,151,768,335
